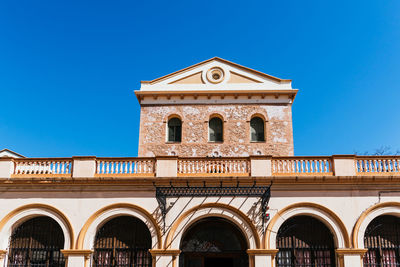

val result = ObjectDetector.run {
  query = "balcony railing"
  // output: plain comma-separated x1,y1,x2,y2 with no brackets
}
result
177,157,250,177
96,158,155,176
1,155,399,179
356,156,400,174
13,158,72,177
272,157,333,176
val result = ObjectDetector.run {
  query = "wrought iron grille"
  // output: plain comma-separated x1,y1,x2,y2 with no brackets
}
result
8,216,66,267
364,215,400,267
93,216,152,267
276,216,336,267
156,184,271,232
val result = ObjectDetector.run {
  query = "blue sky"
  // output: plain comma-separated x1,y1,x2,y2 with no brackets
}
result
0,0,399,157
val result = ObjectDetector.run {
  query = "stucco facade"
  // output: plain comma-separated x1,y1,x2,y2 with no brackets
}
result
0,58,399,267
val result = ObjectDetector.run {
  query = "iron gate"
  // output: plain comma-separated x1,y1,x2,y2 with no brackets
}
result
92,216,152,267
8,216,66,267
364,215,400,267
276,216,336,267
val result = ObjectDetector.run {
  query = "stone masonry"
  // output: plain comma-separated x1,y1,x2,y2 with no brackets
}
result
138,103,294,157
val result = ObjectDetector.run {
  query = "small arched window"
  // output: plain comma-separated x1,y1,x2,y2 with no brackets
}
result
209,117,223,142
250,117,265,142
167,117,182,142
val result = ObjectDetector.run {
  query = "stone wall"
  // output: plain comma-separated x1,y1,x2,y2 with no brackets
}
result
138,104,294,157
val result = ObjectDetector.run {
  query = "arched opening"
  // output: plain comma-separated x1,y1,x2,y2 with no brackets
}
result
179,217,248,267
363,215,400,267
276,216,336,267
168,117,182,142
8,216,66,267
92,216,152,267
209,117,223,142
250,117,265,142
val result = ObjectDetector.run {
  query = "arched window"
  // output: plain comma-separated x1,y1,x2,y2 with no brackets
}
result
209,117,223,142
8,216,66,267
276,216,336,267
250,117,265,142
93,216,152,267
167,117,182,142
364,215,400,267
180,217,248,267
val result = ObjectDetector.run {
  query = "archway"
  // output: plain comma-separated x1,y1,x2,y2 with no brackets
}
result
92,216,152,267
276,216,336,267
363,215,400,267
8,216,66,267
179,217,248,267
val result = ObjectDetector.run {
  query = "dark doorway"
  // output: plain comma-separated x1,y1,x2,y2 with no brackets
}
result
205,257,234,267
179,217,248,267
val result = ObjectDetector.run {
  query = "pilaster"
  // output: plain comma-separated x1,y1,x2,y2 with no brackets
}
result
61,250,93,267
149,249,180,267
336,249,368,267
247,249,278,267
0,250,7,267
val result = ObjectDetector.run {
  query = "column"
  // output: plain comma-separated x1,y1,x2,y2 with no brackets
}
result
0,250,7,267
250,156,272,177
336,249,368,267
332,155,356,176
247,249,278,267
150,249,181,267
61,250,93,267
156,157,178,177
0,158,13,178
72,156,96,178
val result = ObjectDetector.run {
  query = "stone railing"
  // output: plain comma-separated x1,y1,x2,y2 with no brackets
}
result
96,158,155,176
356,156,400,174
0,155,399,179
12,158,72,177
177,157,250,176
272,157,333,175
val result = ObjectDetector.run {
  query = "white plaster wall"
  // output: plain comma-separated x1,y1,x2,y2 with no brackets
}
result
0,188,399,251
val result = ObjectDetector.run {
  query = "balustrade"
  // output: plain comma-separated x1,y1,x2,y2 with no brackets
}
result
2,155,400,179
178,158,250,176
356,156,400,174
272,157,332,175
96,158,155,176
13,159,72,176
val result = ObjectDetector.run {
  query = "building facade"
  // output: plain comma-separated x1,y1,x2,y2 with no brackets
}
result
0,58,399,267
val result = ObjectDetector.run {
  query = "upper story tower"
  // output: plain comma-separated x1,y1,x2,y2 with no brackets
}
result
135,57,297,157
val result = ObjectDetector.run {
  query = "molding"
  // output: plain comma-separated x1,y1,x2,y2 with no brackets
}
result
264,202,350,249
247,249,278,256
352,201,400,248
61,250,93,258
0,203,75,249
149,249,181,256
140,57,290,85
0,250,7,259
71,156,97,160
164,202,260,249
76,203,162,250
336,249,368,256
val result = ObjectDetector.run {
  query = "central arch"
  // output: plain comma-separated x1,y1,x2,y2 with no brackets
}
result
179,217,248,267
165,203,260,250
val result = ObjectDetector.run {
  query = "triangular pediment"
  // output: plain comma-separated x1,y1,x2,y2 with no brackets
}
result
140,57,292,91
